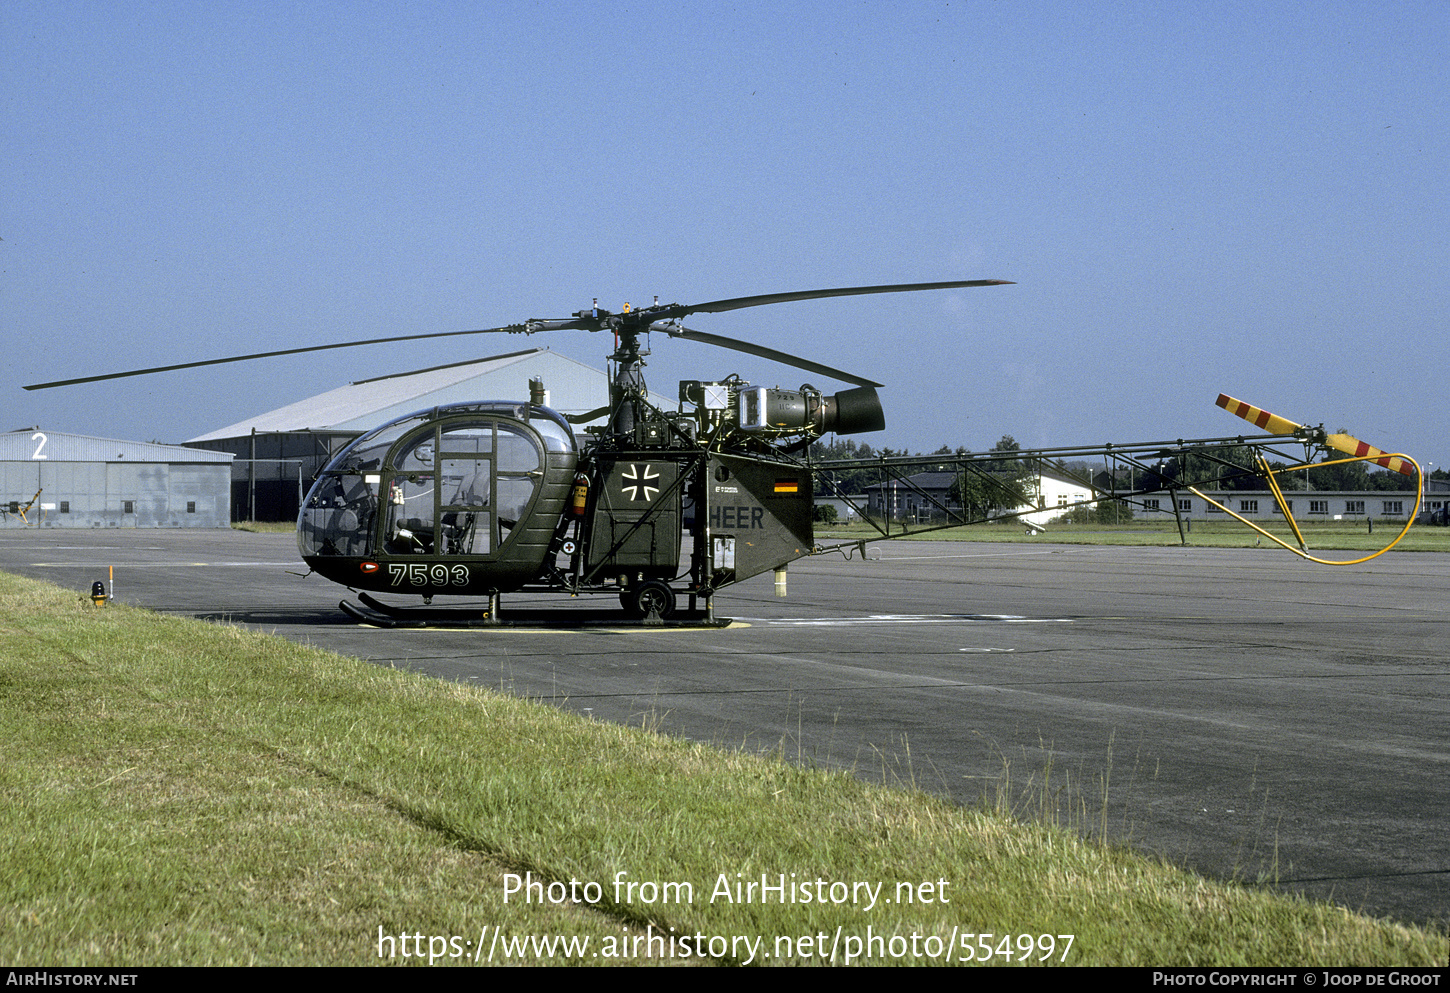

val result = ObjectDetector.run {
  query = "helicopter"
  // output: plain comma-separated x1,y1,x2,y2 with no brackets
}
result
23,279,1423,625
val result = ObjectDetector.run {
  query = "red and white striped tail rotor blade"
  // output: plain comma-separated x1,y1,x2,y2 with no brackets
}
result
1214,394,1304,436
1324,433,1417,477
1216,394,1416,476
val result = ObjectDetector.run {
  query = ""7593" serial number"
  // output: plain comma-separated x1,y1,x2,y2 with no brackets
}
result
388,563,470,587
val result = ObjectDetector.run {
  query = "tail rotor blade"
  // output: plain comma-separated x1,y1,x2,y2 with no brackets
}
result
1324,433,1417,477
1215,394,1416,477
1215,394,1304,435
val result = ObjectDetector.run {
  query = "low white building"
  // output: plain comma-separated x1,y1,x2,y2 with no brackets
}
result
1132,488,1435,522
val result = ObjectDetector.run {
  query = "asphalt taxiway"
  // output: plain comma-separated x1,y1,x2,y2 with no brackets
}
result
2,528,1445,927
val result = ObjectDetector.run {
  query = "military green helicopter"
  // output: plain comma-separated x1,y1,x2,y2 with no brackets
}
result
24,279,1422,625
26,280,1013,624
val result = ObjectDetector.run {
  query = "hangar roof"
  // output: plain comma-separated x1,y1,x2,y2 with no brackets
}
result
186,348,608,443
1,428,233,463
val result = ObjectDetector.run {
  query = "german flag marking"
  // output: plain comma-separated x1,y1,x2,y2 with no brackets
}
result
773,479,800,494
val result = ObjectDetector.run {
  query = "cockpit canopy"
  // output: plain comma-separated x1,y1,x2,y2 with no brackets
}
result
299,403,576,564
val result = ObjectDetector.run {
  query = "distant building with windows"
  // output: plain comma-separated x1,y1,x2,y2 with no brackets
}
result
1136,482,1445,522
844,469,1444,527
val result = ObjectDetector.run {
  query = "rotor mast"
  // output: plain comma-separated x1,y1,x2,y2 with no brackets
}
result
607,320,648,440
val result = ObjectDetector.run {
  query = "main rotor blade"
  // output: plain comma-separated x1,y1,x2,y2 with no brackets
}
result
656,324,884,387
660,278,1014,319
24,279,1010,390
23,324,526,390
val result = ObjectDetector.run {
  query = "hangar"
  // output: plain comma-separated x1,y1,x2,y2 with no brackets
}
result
184,348,609,522
1,428,232,528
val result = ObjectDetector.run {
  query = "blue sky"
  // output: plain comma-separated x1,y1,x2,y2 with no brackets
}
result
6,1,1446,469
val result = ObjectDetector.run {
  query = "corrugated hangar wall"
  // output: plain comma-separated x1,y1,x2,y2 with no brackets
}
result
0,429,232,528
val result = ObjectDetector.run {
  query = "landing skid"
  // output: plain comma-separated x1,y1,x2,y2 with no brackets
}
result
340,591,731,629
340,595,490,628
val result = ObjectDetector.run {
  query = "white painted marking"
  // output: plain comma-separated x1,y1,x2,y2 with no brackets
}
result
756,613,1072,626
871,549,1084,562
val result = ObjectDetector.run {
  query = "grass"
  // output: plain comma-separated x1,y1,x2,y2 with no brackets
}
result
231,521,297,534
1,571,1444,966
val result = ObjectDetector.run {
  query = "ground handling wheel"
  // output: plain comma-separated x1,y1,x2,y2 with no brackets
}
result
620,580,676,620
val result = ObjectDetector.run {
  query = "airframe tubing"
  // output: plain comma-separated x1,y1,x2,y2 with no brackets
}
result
1187,453,1422,565
1258,455,1308,550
